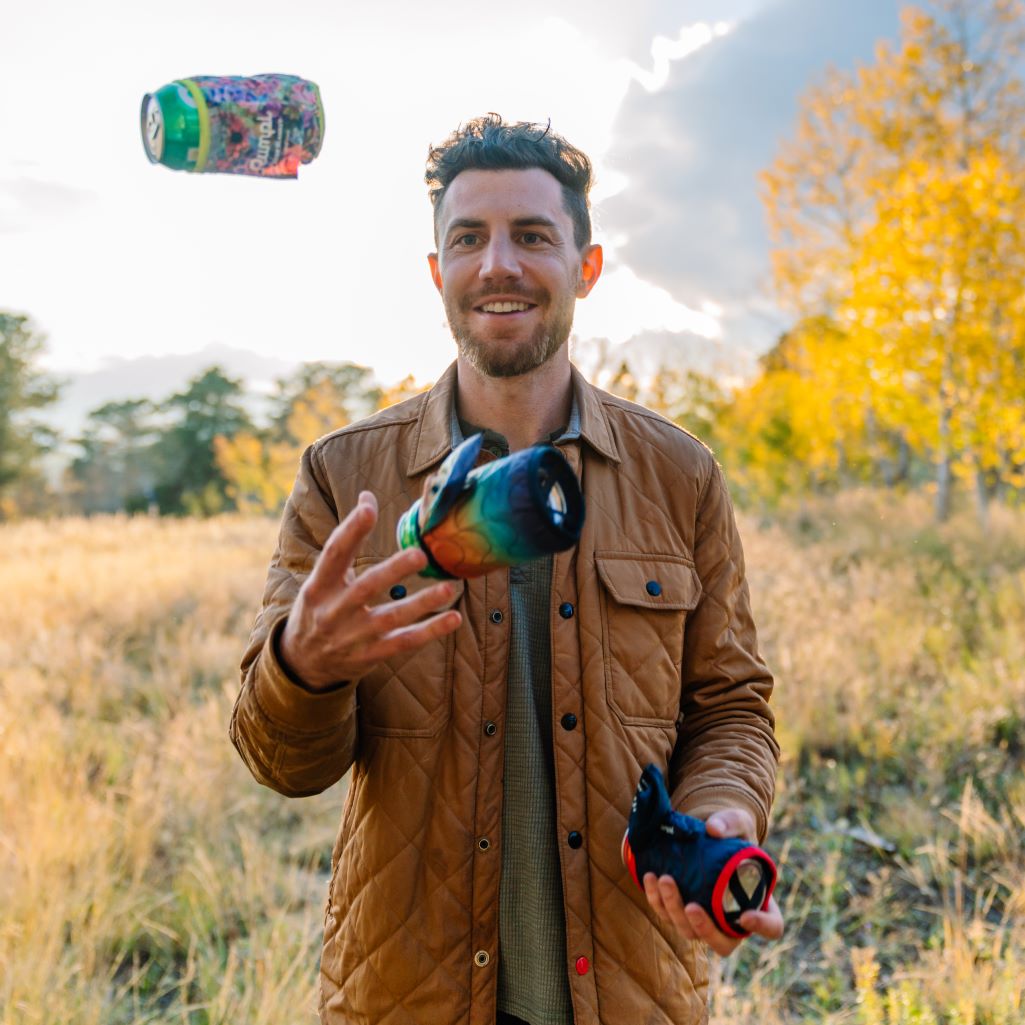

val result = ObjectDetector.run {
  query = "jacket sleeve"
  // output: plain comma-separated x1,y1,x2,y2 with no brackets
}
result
669,460,779,843
229,443,359,798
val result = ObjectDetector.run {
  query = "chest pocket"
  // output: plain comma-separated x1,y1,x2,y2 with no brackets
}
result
353,557,464,738
596,553,701,727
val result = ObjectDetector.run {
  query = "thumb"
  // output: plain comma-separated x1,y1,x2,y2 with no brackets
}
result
705,808,756,841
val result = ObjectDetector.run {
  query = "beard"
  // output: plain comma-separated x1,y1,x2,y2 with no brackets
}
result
445,288,575,379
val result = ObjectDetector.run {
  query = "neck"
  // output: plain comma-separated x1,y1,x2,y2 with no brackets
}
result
455,353,573,451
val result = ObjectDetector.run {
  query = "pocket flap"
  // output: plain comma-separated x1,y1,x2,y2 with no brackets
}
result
595,553,701,611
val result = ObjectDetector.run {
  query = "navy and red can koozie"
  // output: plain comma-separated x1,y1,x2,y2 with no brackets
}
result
622,763,777,938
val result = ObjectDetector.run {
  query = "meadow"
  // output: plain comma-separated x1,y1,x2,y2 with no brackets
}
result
1,493,1024,1024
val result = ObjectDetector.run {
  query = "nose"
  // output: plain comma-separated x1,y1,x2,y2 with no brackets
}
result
479,233,521,282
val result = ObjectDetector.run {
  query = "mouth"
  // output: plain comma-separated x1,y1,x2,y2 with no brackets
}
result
472,299,538,316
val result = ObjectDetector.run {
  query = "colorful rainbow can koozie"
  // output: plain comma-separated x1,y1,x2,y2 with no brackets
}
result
396,434,585,579
141,74,324,178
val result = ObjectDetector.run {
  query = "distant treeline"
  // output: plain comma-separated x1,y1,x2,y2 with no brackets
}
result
0,322,429,520
0,308,1020,526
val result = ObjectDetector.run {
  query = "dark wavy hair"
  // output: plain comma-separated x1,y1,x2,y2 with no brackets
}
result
426,113,594,251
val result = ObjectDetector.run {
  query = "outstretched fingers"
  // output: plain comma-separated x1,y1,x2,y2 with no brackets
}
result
335,547,431,613
339,577,459,652
369,580,459,631
357,607,463,665
304,492,381,602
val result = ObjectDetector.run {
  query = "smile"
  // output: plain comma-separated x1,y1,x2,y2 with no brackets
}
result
476,301,536,314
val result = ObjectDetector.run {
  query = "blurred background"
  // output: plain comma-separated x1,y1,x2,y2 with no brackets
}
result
2,1,1025,1022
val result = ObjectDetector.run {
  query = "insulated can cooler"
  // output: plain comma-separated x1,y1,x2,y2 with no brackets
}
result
140,74,325,178
396,433,585,579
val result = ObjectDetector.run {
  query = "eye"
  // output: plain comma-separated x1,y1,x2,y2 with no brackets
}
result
521,232,544,245
454,233,479,247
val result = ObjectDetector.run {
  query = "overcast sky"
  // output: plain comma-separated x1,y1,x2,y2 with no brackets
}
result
1,0,899,389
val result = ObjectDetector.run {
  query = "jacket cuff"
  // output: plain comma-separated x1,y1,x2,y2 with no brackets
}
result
678,786,769,845
252,616,355,733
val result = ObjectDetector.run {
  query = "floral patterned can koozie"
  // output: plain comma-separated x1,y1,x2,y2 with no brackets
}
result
141,74,325,178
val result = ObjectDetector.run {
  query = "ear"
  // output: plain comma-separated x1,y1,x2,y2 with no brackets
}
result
576,244,603,299
427,252,443,294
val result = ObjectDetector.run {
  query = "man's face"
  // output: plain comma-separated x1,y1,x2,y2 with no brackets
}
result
428,168,602,378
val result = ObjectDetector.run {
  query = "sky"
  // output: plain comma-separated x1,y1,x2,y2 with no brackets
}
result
1,0,900,395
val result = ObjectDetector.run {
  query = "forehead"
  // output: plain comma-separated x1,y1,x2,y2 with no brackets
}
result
437,168,569,232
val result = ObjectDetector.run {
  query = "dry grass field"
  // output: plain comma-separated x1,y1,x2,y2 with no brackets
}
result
1,493,1024,1024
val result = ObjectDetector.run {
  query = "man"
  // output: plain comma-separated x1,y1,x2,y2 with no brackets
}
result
231,114,782,1025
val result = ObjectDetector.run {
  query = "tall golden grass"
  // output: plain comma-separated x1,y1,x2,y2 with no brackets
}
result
0,516,335,1024
1,495,1023,1023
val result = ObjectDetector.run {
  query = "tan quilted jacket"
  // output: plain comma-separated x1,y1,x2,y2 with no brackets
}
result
230,362,778,1025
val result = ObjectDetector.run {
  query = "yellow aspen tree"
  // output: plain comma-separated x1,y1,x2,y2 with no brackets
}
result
718,317,872,504
761,0,1025,519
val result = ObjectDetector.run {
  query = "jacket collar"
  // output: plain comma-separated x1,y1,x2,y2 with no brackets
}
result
570,363,620,464
406,360,621,477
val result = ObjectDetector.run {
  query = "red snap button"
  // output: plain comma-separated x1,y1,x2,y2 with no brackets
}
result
575,956,590,975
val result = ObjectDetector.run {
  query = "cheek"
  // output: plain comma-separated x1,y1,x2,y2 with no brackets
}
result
439,260,474,293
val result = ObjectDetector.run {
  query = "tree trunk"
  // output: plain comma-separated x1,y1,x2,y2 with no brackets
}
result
974,464,989,526
896,432,910,484
935,401,953,523
935,455,952,522
935,340,955,524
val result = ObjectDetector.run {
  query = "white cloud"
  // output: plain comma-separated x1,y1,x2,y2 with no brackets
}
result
574,264,722,346
625,21,735,93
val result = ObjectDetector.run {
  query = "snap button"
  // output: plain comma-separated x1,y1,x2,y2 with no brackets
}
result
478,837,490,851
575,955,590,976
484,720,498,736
558,601,575,619
645,580,662,597
389,584,407,600
474,950,490,967
489,609,504,624
560,713,578,731
567,830,583,849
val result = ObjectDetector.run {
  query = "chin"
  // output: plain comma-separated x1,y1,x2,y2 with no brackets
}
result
458,333,565,379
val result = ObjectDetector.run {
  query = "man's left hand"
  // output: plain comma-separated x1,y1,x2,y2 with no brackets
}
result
642,807,784,956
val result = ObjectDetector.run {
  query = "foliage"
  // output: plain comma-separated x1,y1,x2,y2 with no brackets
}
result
67,399,159,514
214,362,379,515
0,311,61,519
269,362,381,439
756,0,1025,519
376,373,432,411
604,361,729,456
60,362,382,519
647,366,728,451
149,366,254,515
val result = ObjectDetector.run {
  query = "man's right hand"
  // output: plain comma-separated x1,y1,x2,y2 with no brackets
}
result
279,490,462,690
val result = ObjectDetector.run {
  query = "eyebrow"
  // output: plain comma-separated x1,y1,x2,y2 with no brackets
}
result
445,215,562,236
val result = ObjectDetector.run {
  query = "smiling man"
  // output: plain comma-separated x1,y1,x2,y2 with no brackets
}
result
230,114,781,1025
430,166,588,384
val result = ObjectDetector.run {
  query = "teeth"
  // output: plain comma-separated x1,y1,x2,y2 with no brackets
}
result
481,301,531,313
